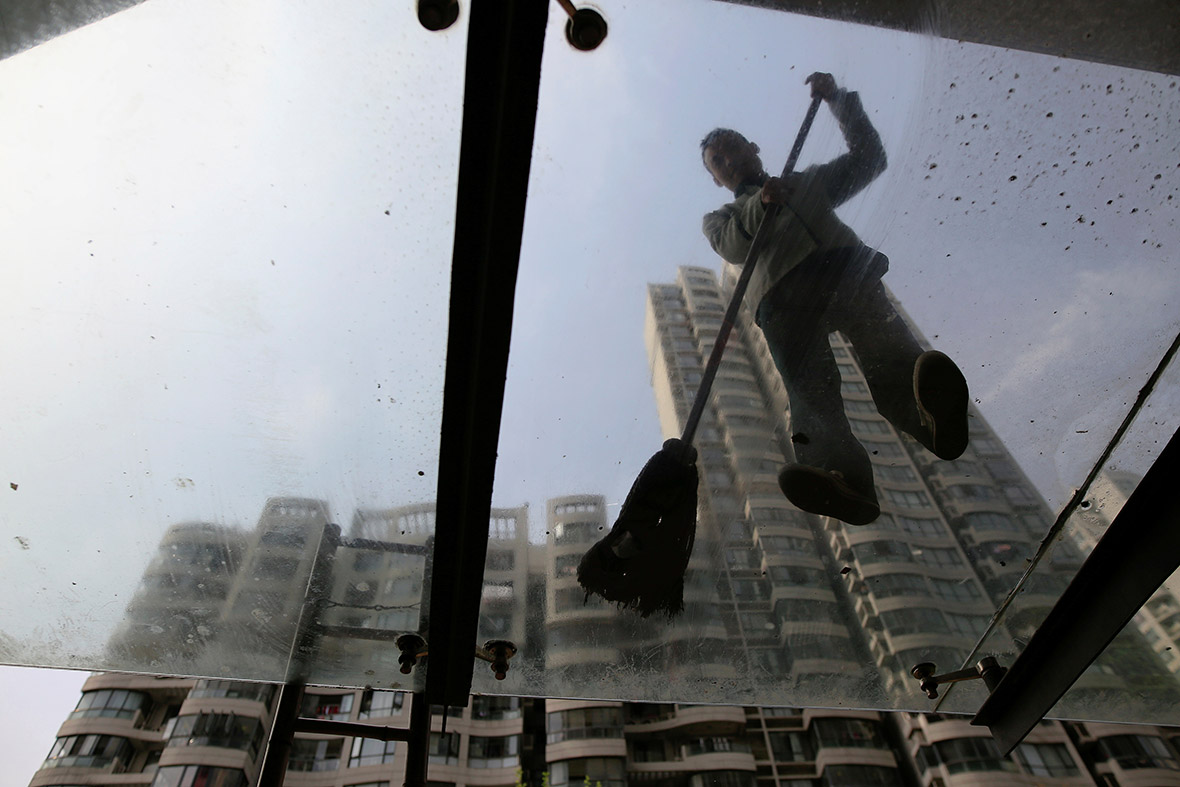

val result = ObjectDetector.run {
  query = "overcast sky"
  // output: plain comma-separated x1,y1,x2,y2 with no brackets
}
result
1,0,1178,776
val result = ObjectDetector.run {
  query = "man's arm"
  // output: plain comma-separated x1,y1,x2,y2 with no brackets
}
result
810,74,887,207
762,74,887,209
702,186,766,266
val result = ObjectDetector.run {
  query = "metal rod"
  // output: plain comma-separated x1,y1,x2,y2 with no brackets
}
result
681,94,824,445
404,691,431,787
257,680,305,787
293,717,413,741
555,0,576,18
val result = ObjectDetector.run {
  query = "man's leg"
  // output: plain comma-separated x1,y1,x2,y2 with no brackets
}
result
838,281,968,460
757,275,878,524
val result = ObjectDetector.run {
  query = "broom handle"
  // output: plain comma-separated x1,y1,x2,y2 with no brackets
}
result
681,94,824,447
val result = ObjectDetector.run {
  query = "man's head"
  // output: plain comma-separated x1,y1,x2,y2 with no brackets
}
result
700,128,763,191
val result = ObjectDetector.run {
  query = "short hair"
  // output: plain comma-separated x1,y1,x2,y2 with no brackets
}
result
699,128,749,166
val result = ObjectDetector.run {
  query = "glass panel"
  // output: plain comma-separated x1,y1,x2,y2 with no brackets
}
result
0,0,466,685
2,0,1178,725
482,0,1180,722
941,350,1180,716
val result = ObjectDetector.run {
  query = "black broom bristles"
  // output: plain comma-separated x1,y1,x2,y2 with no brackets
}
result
577,438,698,618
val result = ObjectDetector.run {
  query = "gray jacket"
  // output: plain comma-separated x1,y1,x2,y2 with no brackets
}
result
702,89,887,319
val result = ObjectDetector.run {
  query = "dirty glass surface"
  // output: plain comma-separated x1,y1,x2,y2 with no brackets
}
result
486,0,1180,721
3,0,1180,723
0,0,466,690
938,350,1180,718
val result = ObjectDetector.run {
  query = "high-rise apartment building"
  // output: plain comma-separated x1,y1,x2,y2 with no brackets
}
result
640,265,1180,787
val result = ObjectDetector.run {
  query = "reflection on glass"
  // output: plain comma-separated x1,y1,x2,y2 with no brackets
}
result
700,74,970,527
0,0,465,679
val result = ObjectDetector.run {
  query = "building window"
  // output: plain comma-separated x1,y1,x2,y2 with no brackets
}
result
850,418,891,435
726,548,760,569
555,586,588,612
152,765,247,787
44,734,131,770
190,681,275,703
547,708,623,743
1003,485,1037,505
630,738,671,762
168,714,264,758
428,732,460,765
553,521,600,544
358,690,403,719
880,608,945,636
1014,742,1080,777
884,489,932,508
684,737,752,756
944,612,989,637
786,634,851,660
897,516,946,537
948,483,998,500
769,731,813,762
774,599,840,624
867,573,929,598
820,765,901,785
853,540,912,564
929,577,983,602
554,501,600,515
964,512,1019,531
749,648,788,673
468,735,520,769
554,553,580,576
1099,734,1180,770
741,611,777,633
70,689,149,720
759,536,815,557
288,738,342,771
913,547,964,568
841,381,870,395
810,718,886,749
486,549,515,571
932,737,1017,775
730,578,771,601
550,757,625,787
876,465,917,483
301,692,354,721
349,738,396,767
490,515,517,540
767,565,826,586
471,695,521,721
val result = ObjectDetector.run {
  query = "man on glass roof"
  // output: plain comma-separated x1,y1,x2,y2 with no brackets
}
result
700,72,969,525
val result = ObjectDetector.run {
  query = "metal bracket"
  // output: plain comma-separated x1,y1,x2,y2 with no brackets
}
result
911,656,1008,700
475,639,518,680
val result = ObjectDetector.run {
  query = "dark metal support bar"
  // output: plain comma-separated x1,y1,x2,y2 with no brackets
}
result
293,717,413,741
426,0,549,707
717,0,1179,75
404,691,431,787
257,680,305,787
972,427,1180,753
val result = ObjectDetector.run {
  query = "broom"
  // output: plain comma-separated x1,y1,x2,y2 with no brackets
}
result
578,93,825,617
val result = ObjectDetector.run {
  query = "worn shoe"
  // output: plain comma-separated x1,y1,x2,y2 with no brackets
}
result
913,350,969,460
778,464,880,525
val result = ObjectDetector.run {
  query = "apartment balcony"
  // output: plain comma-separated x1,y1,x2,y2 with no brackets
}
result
854,595,883,631
624,704,747,737
628,750,757,777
